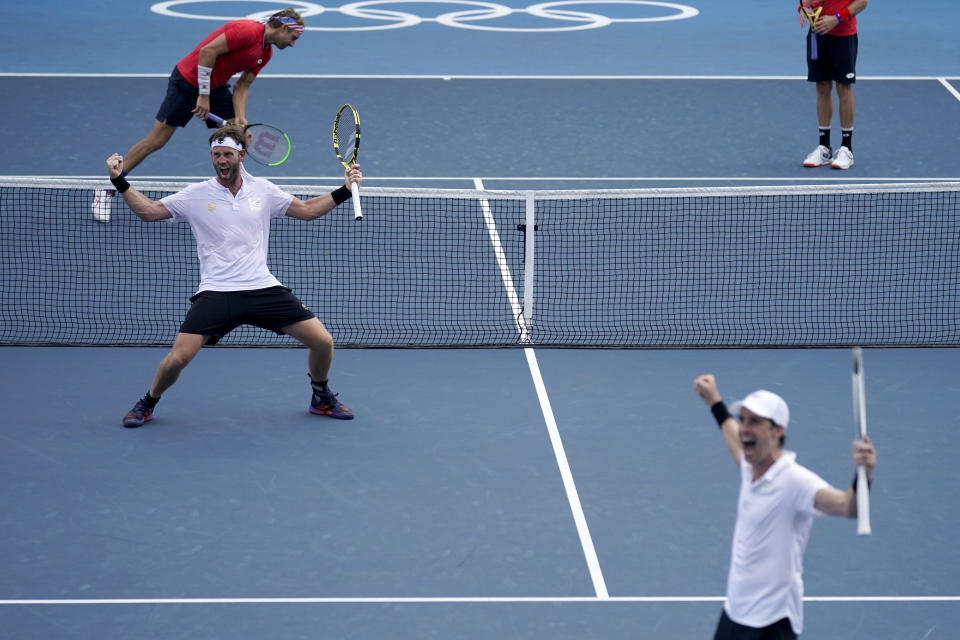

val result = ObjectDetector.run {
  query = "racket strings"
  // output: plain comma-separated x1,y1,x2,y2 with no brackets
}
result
245,125,291,166
338,137,357,161
334,106,361,166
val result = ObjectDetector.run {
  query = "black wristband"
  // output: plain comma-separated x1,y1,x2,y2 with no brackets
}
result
710,401,732,428
331,185,351,205
852,472,872,493
110,174,130,194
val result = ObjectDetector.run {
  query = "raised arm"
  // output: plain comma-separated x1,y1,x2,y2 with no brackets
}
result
693,374,743,466
814,435,877,517
105,154,171,222
285,165,363,221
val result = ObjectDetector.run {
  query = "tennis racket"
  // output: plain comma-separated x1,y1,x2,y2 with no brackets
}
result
851,346,872,536
333,103,362,220
799,0,823,61
207,113,292,167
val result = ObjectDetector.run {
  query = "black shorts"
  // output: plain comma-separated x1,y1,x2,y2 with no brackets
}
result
714,610,798,640
156,66,235,128
807,33,858,84
180,286,316,345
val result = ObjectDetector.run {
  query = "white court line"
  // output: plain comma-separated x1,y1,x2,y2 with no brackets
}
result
2,73,959,80
939,78,960,102
474,177,608,599
472,178,528,341
2,596,958,606
7,175,959,183
524,349,608,599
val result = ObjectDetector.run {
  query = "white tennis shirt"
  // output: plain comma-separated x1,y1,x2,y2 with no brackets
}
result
724,451,828,635
161,174,294,294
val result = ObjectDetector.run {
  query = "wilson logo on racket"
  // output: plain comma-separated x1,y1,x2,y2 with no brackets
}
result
253,131,282,156
206,113,292,167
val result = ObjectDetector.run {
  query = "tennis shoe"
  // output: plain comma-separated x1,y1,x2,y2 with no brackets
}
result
310,389,354,420
92,189,115,222
802,145,832,167
831,146,855,170
122,398,154,428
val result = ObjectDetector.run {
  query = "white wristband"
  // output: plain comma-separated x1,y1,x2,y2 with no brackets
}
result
197,65,213,95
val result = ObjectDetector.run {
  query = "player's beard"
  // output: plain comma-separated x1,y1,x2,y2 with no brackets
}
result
215,159,241,186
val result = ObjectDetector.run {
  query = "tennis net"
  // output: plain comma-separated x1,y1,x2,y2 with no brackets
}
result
2,178,958,347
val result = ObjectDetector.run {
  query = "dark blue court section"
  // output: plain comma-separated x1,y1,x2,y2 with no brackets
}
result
0,349,592,600
3,76,960,184
1,347,959,639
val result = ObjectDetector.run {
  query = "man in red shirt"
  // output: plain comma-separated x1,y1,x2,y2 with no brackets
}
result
800,0,868,170
128,8,303,172
94,9,303,220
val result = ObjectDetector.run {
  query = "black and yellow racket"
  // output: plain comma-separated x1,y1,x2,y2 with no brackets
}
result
799,0,824,61
208,113,292,167
333,104,362,220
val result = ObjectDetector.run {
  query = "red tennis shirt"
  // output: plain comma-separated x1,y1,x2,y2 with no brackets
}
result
818,0,858,37
176,20,273,89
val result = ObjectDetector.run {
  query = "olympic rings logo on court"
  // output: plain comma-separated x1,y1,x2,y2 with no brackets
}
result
151,0,699,32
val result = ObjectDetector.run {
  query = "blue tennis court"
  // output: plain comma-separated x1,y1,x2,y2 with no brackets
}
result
2,1,959,638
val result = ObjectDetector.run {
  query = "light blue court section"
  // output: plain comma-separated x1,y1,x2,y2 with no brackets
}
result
4,0,960,184
1,0,958,76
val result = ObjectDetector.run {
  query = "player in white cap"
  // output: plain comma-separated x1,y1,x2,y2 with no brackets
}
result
693,374,876,639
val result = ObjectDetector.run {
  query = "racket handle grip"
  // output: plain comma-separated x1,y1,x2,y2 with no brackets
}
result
856,465,871,535
208,113,225,126
351,181,362,220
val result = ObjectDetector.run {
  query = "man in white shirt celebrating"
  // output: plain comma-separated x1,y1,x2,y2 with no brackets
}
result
693,374,877,639
106,126,363,428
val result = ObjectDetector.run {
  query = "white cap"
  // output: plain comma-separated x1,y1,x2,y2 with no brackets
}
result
730,390,790,429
